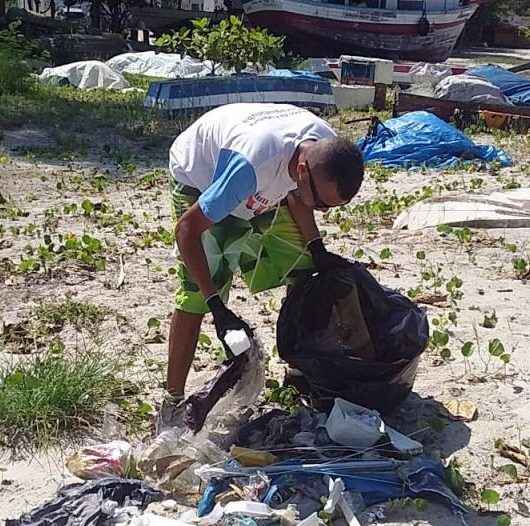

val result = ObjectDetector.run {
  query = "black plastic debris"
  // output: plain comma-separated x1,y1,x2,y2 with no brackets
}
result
184,352,248,433
277,263,429,413
6,477,166,526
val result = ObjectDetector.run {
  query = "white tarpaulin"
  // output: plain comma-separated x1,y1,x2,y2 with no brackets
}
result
409,62,453,87
393,188,530,230
39,61,129,90
106,51,217,79
434,74,512,105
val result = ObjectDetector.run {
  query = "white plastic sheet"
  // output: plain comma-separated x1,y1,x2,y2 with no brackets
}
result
106,51,213,79
434,74,512,105
394,188,530,230
39,61,129,90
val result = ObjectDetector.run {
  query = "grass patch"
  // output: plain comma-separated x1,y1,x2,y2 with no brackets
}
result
0,82,171,141
32,298,111,334
123,72,166,90
0,349,122,449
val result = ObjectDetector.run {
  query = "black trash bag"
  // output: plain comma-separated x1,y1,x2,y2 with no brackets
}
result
6,477,166,526
277,263,429,413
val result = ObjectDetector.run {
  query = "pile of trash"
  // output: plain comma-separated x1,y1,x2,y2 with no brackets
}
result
5,264,468,526
7,398,467,526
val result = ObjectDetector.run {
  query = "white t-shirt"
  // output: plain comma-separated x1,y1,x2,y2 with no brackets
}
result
169,103,336,222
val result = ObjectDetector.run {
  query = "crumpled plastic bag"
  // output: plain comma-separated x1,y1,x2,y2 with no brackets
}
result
325,399,384,449
185,337,266,446
138,427,228,496
5,477,165,526
66,441,136,480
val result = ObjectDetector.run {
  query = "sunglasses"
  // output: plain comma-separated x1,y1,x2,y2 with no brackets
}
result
306,162,331,210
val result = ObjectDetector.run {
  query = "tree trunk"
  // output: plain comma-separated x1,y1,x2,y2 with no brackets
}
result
0,0,6,18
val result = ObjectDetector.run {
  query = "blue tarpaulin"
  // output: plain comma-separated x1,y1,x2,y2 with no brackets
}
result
359,111,512,169
196,456,467,518
469,65,530,106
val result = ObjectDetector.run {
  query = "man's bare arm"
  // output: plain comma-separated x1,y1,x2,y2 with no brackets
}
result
175,203,217,300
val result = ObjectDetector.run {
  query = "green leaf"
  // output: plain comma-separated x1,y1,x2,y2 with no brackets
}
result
414,498,428,512
136,401,153,416
379,247,392,260
147,317,160,330
416,250,426,260
81,199,94,216
480,489,500,505
498,464,518,480
354,248,365,259
496,515,511,526
488,338,505,357
431,330,449,347
437,224,452,235
499,353,511,364
461,341,474,358
198,333,212,347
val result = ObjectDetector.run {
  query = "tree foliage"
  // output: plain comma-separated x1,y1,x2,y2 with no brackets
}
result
155,16,284,74
0,21,49,95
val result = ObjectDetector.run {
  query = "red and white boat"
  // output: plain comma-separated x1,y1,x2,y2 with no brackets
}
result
242,0,479,62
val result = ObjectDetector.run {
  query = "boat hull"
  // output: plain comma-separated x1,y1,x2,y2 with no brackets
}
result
244,1,478,62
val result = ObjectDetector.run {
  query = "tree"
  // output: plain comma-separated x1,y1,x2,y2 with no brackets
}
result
155,16,285,75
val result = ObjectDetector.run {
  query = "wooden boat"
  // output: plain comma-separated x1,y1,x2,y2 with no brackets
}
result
242,0,479,62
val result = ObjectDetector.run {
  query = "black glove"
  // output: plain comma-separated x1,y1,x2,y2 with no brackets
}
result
206,294,252,357
308,238,352,273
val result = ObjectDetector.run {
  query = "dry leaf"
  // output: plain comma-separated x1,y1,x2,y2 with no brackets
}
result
414,292,449,307
496,441,529,468
442,399,478,422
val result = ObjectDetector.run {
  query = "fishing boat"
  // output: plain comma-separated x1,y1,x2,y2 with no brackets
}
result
242,0,479,62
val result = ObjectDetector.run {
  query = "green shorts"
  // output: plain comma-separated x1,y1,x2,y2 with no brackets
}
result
170,180,315,314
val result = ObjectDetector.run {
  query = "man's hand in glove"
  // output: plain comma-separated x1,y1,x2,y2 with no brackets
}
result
206,294,252,357
308,237,352,273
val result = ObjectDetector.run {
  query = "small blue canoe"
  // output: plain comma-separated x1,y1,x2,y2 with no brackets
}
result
144,72,335,116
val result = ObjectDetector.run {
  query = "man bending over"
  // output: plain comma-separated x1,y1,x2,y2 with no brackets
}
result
160,103,364,427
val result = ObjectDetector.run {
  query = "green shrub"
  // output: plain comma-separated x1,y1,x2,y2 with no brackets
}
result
155,16,284,74
0,21,49,95
0,50,33,95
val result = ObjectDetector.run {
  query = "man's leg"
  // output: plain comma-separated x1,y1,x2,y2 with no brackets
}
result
166,309,204,396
